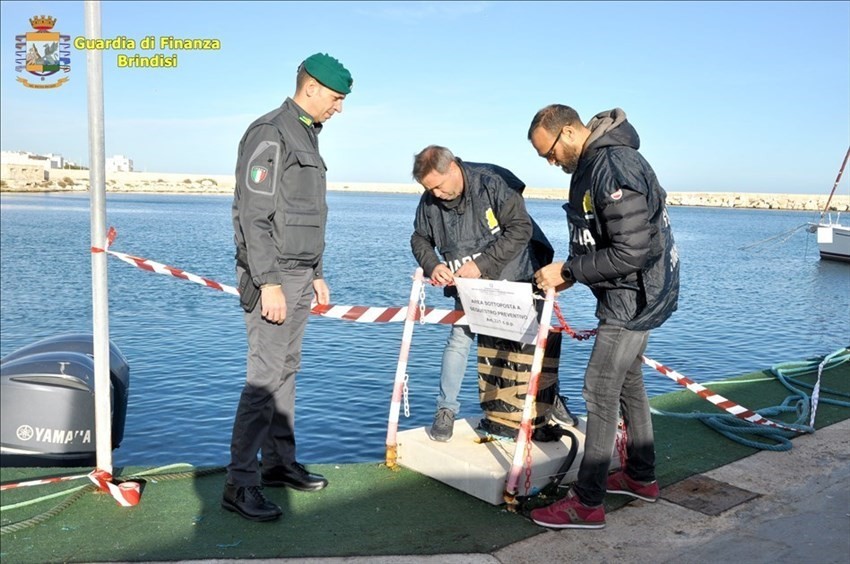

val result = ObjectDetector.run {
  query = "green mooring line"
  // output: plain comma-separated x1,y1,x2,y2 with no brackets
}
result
652,347,850,451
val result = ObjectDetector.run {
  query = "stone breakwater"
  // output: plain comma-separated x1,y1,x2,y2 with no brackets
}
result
1,169,848,212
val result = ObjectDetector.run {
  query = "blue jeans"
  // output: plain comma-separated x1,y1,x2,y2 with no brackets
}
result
437,324,475,414
573,323,655,506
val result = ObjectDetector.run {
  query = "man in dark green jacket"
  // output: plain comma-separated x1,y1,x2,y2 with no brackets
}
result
529,105,679,530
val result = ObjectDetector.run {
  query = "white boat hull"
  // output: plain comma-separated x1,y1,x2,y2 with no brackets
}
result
816,223,850,262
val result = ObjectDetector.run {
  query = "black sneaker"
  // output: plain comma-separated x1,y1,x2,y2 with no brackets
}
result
428,408,455,442
550,395,579,427
221,483,282,522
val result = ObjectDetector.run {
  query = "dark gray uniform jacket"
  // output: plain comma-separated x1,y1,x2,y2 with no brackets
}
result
411,160,554,296
232,98,328,286
563,109,679,331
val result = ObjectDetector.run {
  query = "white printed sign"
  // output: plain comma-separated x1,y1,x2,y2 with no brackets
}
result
454,278,538,344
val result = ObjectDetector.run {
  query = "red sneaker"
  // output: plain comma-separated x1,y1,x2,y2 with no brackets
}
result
606,470,659,502
529,489,606,529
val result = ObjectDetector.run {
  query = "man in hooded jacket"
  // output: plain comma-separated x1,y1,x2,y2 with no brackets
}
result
528,105,680,529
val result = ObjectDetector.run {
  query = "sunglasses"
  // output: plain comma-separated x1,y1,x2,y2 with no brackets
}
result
545,130,563,161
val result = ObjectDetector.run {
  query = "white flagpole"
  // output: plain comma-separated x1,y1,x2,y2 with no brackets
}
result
84,0,112,473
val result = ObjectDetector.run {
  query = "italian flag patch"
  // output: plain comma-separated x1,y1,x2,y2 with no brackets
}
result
250,166,268,183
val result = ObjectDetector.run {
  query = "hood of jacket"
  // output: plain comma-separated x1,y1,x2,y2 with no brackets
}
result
579,108,640,168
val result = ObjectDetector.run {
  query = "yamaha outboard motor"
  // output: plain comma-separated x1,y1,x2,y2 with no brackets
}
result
0,333,130,467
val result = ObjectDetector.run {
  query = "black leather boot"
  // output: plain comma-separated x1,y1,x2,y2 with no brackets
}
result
221,483,282,521
262,462,328,491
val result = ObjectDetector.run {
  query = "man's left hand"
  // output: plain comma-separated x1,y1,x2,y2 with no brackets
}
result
313,278,330,305
455,261,481,279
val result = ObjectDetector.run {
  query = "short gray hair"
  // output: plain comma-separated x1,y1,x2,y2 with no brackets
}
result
412,145,455,182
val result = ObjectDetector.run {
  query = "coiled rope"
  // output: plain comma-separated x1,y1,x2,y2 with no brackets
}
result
650,347,850,451
0,464,225,535
0,484,96,535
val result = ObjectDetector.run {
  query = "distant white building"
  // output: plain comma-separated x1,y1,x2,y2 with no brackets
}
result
106,155,134,173
45,153,64,169
0,150,40,166
1,150,70,169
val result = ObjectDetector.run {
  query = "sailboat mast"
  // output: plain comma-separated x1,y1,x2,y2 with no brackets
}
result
84,0,113,473
821,147,850,221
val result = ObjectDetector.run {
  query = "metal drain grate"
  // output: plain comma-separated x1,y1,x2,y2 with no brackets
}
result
661,474,760,516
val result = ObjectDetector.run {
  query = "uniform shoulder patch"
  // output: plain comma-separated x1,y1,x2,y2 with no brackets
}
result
250,166,268,184
245,139,279,195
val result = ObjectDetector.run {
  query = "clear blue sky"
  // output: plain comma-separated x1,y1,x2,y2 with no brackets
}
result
2,1,848,193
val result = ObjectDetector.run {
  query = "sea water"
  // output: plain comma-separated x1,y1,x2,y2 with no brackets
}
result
1,192,848,466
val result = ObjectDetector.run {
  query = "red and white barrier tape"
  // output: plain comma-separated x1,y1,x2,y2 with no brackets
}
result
0,472,89,491
94,227,238,296
97,230,611,334
96,227,474,326
310,303,467,325
87,469,141,507
551,298,799,432
642,355,801,433
99,228,801,434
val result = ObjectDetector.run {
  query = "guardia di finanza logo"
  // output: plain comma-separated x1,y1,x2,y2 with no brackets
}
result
15,15,71,89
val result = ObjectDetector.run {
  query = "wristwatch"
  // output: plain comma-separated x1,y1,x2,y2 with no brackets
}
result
561,263,575,283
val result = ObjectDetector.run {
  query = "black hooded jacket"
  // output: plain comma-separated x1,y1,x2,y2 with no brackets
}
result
563,109,679,331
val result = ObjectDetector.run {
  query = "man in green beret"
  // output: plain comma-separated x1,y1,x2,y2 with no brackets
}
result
224,52,352,522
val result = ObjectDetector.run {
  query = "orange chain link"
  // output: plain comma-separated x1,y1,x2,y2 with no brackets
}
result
552,302,597,340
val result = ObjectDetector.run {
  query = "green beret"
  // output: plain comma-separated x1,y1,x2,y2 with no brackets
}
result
302,53,353,95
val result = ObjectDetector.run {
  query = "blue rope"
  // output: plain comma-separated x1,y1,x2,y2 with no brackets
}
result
771,348,850,410
651,347,850,451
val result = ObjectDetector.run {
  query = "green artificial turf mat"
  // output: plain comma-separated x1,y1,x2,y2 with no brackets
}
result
2,351,847,562
2,463,539,562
